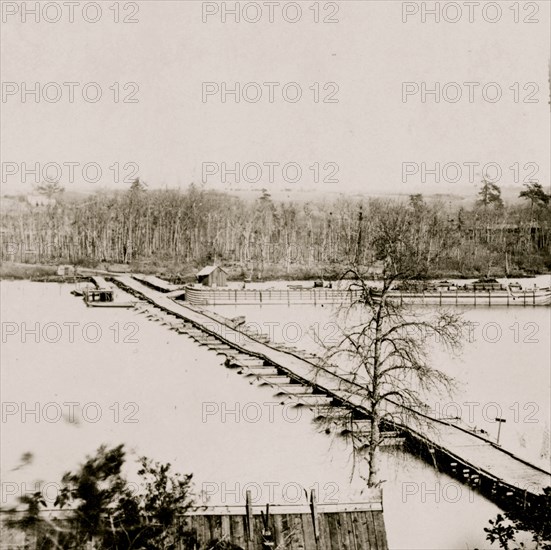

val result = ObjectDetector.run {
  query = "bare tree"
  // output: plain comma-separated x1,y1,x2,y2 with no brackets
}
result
313,210,467,487
2,186,549,274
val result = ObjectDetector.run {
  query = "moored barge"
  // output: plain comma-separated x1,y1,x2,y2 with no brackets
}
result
183,278,551,307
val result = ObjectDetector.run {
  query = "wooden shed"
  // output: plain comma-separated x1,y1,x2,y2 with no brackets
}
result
56,265,76,277
196,265,228,287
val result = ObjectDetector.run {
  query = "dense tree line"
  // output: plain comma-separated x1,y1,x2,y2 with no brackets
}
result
1,180,550,277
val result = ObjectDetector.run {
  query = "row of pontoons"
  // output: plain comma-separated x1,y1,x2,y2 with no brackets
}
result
134,301,406,448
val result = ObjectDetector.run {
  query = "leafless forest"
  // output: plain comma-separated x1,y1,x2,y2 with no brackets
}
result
2,180,550,279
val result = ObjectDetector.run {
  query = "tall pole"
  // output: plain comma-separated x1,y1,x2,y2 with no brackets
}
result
495,417,506,445
355,204,363,266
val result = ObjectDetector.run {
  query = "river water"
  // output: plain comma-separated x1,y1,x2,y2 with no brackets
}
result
1,278,549,549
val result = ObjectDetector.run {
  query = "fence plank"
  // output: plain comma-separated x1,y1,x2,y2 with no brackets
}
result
364,511,378,549
341,511,357,550
271,513,284,548
221,514,232,541
350,512,368,550
327,513,344,550
229,515,246,548
301,512,318,550
317,513,332,550
209,514,223,542
372,509,389,550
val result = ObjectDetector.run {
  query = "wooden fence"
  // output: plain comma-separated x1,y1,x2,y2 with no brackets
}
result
0,491,388,550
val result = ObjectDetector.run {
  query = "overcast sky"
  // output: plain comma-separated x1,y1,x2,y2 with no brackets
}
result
1,0,550,196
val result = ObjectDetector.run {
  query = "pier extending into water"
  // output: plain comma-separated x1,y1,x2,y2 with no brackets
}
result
112,275,551,514
132,273,184,293
90,275,116,290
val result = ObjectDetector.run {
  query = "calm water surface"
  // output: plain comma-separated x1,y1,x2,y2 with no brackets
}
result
2,279,549,549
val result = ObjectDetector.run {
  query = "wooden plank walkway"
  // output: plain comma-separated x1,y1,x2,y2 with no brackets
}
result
90,275,116,289
132,274,183,293
115,276,551,508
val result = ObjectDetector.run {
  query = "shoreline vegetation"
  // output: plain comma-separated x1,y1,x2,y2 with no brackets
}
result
0,260,546,284
2,180,550,283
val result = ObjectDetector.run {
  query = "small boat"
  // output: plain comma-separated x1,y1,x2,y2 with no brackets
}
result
83,288,136,308
71,283,96,297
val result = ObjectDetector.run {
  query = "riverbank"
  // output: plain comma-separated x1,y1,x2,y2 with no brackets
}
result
0,262,62,281
0,261,543,282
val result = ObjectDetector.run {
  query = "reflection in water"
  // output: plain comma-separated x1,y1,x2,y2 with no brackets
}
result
2,280,548,549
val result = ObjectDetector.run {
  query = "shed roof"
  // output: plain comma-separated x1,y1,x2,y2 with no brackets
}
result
197,265,227,277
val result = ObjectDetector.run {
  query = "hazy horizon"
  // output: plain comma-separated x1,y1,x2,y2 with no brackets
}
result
2,1,550,197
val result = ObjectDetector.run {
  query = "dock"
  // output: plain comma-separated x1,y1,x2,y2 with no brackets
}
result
90,275,116,290
114,275,551,512
132,274,184,294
